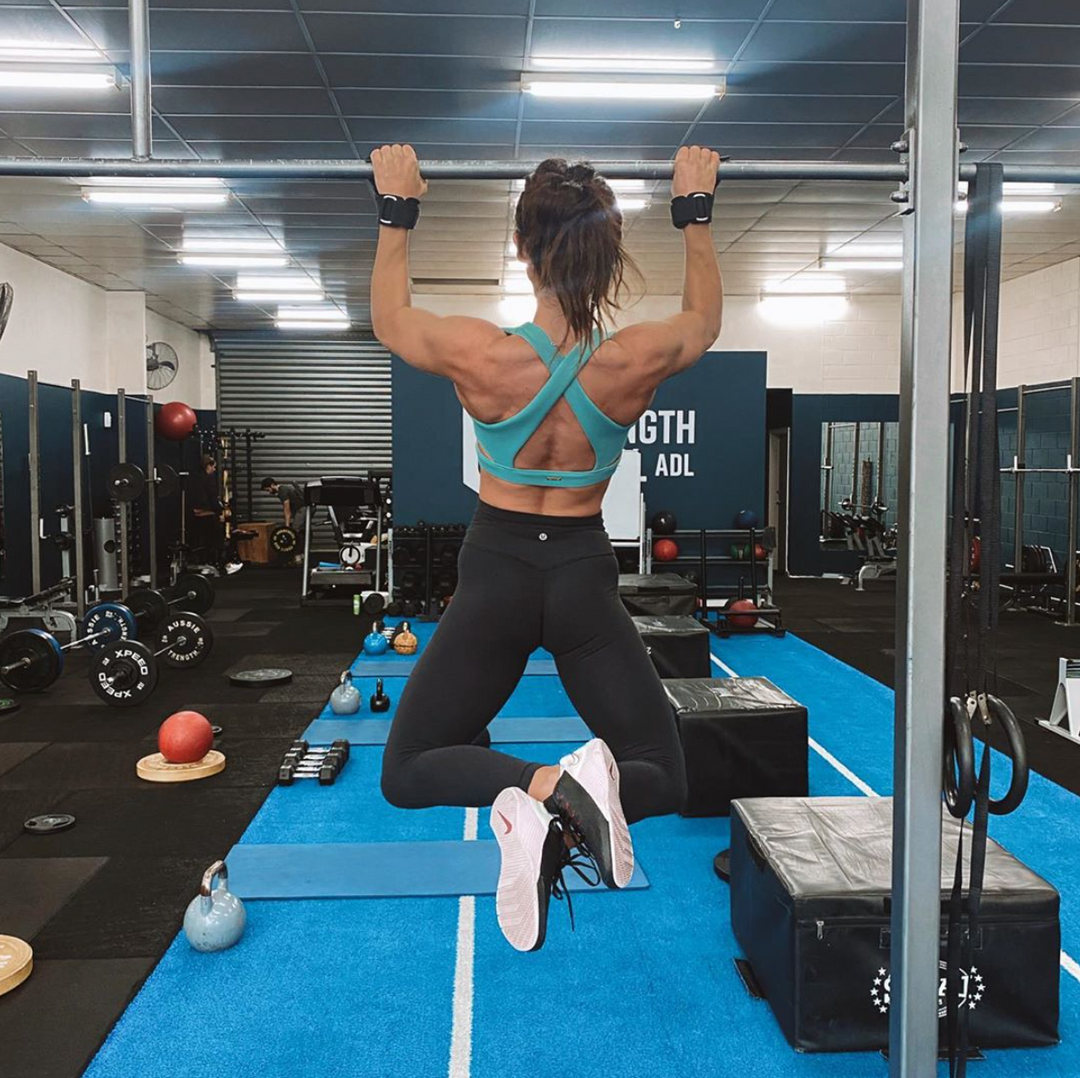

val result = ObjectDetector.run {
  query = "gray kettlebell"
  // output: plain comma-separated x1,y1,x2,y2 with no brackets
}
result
330,670,362,715
183,861,246,953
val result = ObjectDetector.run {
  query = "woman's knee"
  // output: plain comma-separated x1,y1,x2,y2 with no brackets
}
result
380,750,429,809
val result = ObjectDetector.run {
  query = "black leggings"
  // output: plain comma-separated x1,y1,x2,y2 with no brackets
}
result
381,502,687,823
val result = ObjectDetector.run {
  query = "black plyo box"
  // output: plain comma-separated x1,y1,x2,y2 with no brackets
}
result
618,573,697,616
633,616,711,679
730,796,1060,1053
662,677,808,816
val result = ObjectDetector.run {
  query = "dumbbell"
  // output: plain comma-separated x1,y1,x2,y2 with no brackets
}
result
0,600,144,692
89,612,214,707
278,739,350,785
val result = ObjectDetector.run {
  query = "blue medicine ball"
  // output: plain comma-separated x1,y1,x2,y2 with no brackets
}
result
734,509,759,529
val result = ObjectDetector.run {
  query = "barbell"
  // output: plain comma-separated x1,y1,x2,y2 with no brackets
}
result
0,602,138,692
108,461,181,503
0,577,214,693
90,612,214,707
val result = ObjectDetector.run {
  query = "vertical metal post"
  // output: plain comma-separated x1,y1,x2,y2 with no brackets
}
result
117,389,129,596
891,1,960,1075
27,370,41,596
877,421,887,505
146,394,157,589
71,380,86,618
851,421,862,506
128,0,153,159
1067,378,1079,625
822,421,834,532
1014,385,1026,571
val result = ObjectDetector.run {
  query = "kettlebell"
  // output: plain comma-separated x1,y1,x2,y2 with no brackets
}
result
330,670,361,715
393,621,418,656
370,678,391,713
363,621,389,656
183,861,246,953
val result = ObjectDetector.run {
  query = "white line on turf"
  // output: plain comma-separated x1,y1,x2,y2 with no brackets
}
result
449,807,478,1078
710,646,1080,985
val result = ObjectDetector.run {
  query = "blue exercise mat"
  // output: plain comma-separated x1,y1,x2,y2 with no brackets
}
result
352,657,557,677
227,839,649,899
302,716,590,745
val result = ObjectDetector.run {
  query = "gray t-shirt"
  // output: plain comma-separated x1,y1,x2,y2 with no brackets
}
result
276,482,304,514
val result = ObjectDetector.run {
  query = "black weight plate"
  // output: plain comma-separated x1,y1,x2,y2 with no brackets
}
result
156,463,180,498
713,848,731,883
126,588,169,637
0,698,20,715
230,668,293,687
0,628,63,692
108,461,146,503
158,612,214,669
24,813,76,835
90,640,158,707
173,573,215,615
271,526,298,554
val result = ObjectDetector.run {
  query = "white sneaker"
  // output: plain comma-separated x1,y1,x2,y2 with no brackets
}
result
547,739,634,889
490,787,564,952
225,562,244,575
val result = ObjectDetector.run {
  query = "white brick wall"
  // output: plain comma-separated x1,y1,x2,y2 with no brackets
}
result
415,292,904,395
953,257,1080,390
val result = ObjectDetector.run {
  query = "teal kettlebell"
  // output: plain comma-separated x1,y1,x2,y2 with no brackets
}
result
330,670,362,715
363,620,389,656
183,861,246,953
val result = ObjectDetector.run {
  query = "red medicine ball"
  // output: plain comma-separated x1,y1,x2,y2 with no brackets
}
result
158,710,214,764
727,598,757,629
156,401,197,442
653,538,679,562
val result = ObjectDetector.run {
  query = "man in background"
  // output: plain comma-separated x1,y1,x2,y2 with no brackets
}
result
189,455,242,574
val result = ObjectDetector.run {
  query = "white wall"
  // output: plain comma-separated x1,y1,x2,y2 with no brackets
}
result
414,291,903,395
0,240,215,407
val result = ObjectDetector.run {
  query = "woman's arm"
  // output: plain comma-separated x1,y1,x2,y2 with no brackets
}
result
369,144,504,377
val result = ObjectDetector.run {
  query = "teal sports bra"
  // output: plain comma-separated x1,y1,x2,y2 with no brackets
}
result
472,322,631,489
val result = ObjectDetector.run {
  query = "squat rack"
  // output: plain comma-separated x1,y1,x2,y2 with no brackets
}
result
0,0,1051,1073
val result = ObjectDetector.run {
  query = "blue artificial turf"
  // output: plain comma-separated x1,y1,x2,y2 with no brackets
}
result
83,627,1080,1078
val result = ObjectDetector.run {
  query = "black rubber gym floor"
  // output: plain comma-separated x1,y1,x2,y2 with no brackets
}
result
0,568,364,1078
776,575,1080,796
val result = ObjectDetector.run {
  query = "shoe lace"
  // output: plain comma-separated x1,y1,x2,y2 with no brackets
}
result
549,825,601,933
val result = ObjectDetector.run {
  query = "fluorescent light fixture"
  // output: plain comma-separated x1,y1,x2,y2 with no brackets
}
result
0,41,100,62
759,296,848,326
827,244,902,259
181,254,289,268
523,78,720,101
763,278,847,296
510,177,649,193
87,177,225,189
277,318,350,330
235,274,319,291
85,189,228,206
954,199,1060,215
0,69,115,89
277,306,346,321
958,181,1058,194
236,291,325,303
184,238,282,254
616,198,648,212
530,56,715,73
820,260,903,271
1002,199,1060,214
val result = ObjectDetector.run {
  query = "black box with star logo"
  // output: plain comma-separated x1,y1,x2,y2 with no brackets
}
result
729,796,1060,1052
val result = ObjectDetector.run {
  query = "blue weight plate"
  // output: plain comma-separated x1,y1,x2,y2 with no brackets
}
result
0,628,63,692
81,602,137,651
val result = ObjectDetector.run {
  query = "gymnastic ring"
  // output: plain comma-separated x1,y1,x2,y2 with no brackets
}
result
986,694,1029,816
943,696,975,819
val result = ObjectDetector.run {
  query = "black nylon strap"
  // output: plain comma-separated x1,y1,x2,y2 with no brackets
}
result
946,163,1007,1078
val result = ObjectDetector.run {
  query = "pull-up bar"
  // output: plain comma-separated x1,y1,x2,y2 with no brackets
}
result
0,157,1073,185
